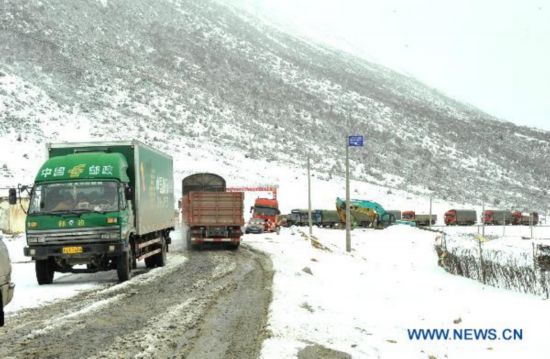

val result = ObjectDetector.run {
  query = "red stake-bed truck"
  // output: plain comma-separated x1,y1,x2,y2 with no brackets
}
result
182,173,244,250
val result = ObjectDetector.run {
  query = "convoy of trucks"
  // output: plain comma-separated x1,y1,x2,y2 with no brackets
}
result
182,173,244,250
2,139,544,294
14,141,175,283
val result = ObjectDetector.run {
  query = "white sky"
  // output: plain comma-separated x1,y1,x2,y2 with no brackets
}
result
226,0,550,131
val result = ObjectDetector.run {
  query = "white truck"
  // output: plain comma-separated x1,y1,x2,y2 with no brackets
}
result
0,231,15,326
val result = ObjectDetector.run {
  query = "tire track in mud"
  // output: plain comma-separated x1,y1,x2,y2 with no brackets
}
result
0,247,272,359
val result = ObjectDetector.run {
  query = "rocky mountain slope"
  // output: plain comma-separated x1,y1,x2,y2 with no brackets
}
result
1,0,549,210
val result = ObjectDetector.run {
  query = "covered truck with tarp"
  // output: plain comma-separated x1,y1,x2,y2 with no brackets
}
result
182,173,244,250
444,209,476,225
482,210,513,225
316,210,340,228
17,141,174,283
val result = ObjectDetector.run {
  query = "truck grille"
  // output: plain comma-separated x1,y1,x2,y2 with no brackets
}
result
27,226,120,244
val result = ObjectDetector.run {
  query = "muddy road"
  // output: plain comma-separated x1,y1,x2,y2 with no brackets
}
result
0,242,273,358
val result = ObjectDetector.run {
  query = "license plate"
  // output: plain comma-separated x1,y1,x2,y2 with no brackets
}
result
63,246,83,254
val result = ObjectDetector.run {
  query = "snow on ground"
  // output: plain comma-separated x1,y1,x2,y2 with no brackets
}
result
2,234,112,313
245,225,549,359
441,225,550,267
2,231,186,314
2,131,548,357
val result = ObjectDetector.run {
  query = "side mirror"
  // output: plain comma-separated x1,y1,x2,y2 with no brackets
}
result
8,188,17,205
178,199,182,209
124,186,133,200
250,206,254,213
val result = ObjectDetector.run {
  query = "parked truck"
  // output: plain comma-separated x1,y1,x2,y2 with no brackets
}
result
444,209,477,226
518,212,539,226
386,210,402,221
0,232,15,326
402,211,436,226
414,214,437,226
182,173,244,250
482,210,513,225
402,210,415,222
15,141,174,284
316,210,340,228
290,209,326,226
251,198,280,232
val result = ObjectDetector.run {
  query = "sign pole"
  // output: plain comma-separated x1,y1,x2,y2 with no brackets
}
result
308,157,312,239
346,138,351,252
429,196,433,228
345,135,363,253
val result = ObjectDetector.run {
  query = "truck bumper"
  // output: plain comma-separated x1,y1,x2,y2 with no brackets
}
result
192,237,240,244
1,282,15,306
24,242,128,260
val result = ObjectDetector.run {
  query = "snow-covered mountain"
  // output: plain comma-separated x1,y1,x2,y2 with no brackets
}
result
1,0,548,211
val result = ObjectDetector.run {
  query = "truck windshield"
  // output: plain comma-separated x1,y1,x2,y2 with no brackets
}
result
29,181,119,214
254,206,280,216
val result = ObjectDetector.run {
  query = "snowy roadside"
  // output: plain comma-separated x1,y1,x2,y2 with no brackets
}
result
2,234,112,313
1,233,187,314
245,225,550,359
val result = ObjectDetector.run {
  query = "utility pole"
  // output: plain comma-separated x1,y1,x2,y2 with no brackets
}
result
429,196,433,228
308,157,312,239
482,202,485,237
345,139,351,252
530,213,534,239
502,211,506,237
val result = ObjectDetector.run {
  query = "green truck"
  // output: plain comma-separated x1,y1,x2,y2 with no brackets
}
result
13,141,174,283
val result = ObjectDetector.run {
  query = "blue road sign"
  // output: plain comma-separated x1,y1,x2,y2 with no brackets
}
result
348,135,364,147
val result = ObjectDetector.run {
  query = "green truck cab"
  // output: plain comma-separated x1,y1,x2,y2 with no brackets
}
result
20,141,174,283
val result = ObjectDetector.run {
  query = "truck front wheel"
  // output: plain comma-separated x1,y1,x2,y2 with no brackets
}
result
117,251,132,282
36,259,54,285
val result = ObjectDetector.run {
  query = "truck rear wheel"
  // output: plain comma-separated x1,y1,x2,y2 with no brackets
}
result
117,251,132,282
36,259,54,285
227,240,240,250
185,230,192,249
154,236,167,267
144,256,156,268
